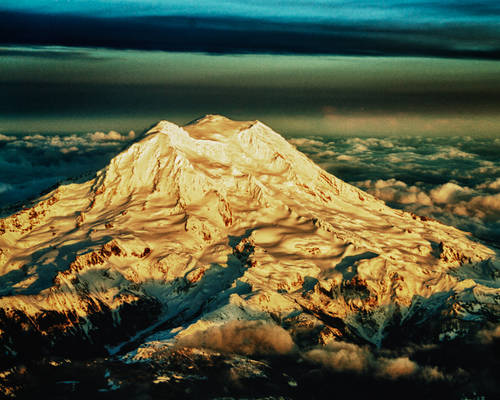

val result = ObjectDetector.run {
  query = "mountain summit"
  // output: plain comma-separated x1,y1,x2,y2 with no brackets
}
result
0,115,498,363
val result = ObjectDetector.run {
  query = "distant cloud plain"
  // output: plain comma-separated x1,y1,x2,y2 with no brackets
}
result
1,47,499,136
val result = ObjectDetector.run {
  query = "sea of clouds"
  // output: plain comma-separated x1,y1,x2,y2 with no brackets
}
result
0,130,499,246
0,130,136,208
289,135,500,246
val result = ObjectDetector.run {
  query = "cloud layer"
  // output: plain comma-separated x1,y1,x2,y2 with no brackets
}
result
304,341,445,382
175,322,452,385
289,135,500,244
0,130,136,206
177,320,295,356
1,8,499,59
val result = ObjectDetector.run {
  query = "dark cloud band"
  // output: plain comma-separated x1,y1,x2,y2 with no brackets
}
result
0,10,499,59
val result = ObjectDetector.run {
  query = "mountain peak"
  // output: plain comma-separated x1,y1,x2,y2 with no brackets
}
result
100,115,368,213
147,114,263,142
0,116,497,365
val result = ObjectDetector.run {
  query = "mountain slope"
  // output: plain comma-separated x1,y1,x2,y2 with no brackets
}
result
0,115,498,362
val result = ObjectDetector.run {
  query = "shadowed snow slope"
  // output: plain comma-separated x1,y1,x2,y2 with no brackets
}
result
0,115,498,361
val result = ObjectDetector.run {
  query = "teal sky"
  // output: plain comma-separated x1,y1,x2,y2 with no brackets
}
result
2,0,500,25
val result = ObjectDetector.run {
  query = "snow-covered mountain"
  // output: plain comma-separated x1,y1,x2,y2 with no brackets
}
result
0,115,498,363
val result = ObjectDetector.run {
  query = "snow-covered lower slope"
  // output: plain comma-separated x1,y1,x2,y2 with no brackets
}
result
0,115,498,360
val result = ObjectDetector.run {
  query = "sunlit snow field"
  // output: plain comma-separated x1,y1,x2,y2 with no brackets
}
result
1,129,498,245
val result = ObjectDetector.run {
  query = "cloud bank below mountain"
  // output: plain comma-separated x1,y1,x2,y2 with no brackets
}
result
290,135,500,244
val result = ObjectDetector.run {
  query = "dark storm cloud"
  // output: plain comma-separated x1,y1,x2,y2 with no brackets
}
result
0,10,499,59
